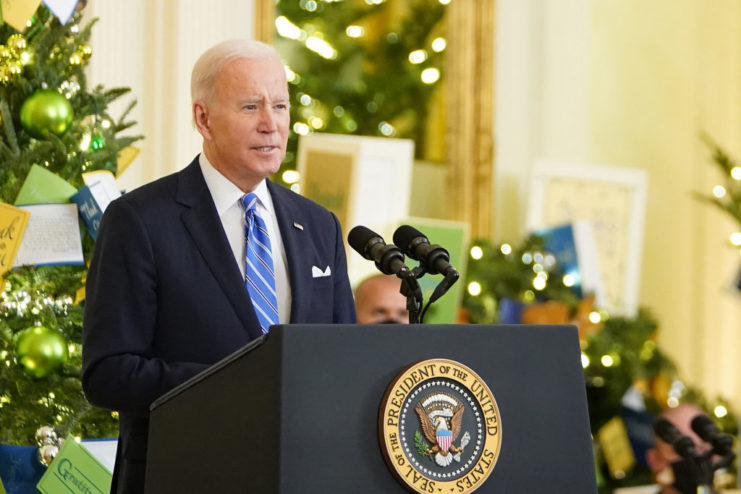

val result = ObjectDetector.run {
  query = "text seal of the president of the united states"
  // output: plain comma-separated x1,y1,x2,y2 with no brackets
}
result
379,358,502,493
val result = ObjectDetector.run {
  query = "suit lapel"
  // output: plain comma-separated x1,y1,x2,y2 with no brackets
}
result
176,159,263,341
268,180,311,322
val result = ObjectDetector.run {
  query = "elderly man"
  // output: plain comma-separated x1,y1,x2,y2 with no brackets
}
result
82,39,356,493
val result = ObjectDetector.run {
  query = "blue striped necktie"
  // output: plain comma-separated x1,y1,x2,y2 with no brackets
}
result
242,193,278,333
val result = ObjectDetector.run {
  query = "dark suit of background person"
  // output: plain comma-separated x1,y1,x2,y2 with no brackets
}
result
81,39,356,493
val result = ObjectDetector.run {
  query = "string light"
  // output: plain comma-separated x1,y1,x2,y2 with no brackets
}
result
714,405,728,418
420,67,440,84
713,185,726,198
293,122,310,135
408,49,427,64
581,353,590,368
731,167,741,180
305,36,338,60
467,281,482,296
282,170,300,184
346,25,364,38
284,65,299,83
470,246,483,259
431,38,447,53
500,243,512,255
730,232,741,246
276,16,304,40
378,121,395,136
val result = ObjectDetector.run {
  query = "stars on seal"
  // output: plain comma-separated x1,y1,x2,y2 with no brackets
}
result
399,379,485,480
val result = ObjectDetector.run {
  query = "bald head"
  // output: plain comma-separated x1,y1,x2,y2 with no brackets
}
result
646,403,710,493
354,274,408,325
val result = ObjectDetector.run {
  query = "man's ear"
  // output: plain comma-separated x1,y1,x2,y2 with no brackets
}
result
193,101,211,140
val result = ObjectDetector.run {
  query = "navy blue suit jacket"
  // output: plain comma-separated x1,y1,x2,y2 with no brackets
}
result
82,157,356,493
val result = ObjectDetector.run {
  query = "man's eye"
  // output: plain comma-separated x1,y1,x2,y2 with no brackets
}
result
244,104,257,110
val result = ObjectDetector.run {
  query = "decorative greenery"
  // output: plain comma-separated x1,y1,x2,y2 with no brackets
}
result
0,5,141,445
694,135,741,231
274,0,447,184
461,234,738,488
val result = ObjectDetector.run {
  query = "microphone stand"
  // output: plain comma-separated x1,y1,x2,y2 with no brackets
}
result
670,448,734,494
398,267,423,324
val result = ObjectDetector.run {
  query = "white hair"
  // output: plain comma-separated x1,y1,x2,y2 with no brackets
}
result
190,39,282,104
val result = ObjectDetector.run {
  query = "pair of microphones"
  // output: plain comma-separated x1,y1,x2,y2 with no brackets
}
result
652,414,735,494
347,225,460,317
653,414,734,459
347,224,459,282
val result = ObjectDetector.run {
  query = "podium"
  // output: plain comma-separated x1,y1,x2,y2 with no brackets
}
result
145,324,597,493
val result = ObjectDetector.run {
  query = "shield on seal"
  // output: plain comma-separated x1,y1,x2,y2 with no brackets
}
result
436,429,452,452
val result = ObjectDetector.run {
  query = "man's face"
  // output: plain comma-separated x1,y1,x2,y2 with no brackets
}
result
355,277,409,324
196,56,290,191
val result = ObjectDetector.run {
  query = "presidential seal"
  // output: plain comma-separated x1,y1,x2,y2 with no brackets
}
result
379,359,502,494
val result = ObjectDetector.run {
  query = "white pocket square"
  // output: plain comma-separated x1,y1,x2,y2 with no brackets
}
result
312,265,332,278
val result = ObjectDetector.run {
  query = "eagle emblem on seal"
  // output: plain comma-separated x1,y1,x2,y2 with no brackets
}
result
415,392,471,467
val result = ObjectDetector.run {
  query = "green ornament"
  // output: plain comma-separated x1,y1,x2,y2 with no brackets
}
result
91,134,105,150
15,326,68,378
20,89,74,138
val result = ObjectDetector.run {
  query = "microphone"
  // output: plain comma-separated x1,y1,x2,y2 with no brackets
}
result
392,225,459,279
691,414,734,456
653,417,697,459
347,226,407,276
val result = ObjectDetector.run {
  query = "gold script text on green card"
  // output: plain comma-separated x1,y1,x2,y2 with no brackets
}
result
36,435,112,494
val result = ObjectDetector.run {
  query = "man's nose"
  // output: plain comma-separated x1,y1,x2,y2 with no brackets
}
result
258,107,278,132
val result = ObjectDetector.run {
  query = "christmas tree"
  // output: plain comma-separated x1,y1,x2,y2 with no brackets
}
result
273,0,447,186
0,2,140,449
462,235,738,490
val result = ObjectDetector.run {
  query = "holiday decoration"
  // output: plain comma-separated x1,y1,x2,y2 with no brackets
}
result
20,89,74,138
35,425,63,467
35,426,58,447
461,235,738,490
0,3,141,447
15,326,68,378
695,135,741,249
273,0,447,186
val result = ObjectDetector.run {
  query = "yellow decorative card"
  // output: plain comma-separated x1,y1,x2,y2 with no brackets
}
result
0,202,31,275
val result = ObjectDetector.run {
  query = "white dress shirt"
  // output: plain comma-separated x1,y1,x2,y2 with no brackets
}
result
198,153,291,324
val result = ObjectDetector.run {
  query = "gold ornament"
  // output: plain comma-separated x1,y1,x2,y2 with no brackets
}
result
69,52,83,66
0,65,12,84
0,46,11,61
35,426,58,447
8,61,22,76
7,34,27,54
78,43,92,60
19,49,32,66
38,444,59,466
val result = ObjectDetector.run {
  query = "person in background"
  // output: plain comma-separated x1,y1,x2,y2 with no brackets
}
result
354,273,409,324
82,39,356,493
645,403,713,494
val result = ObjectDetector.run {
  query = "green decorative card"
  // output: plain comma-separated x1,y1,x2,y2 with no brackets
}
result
36,435,112,494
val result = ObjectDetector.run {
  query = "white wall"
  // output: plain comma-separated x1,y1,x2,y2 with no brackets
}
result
496,0,741,408
86,1,256,192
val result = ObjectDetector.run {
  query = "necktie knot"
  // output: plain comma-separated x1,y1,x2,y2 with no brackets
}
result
242,193,258,214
